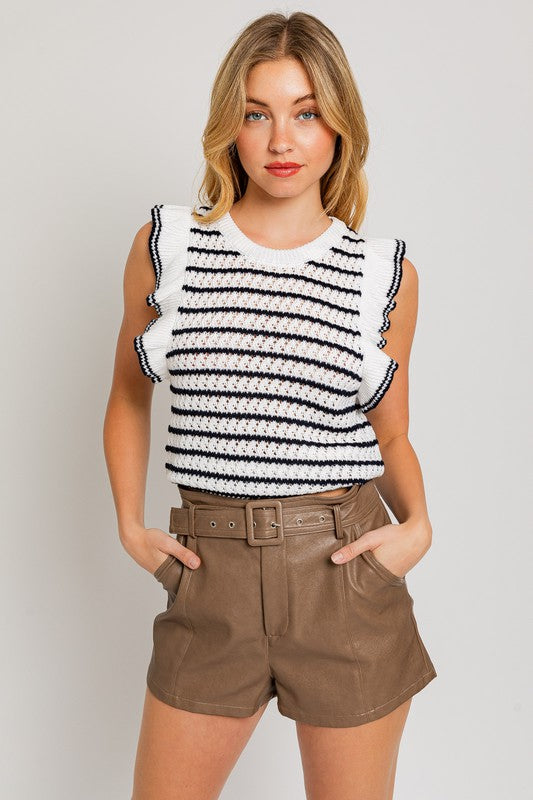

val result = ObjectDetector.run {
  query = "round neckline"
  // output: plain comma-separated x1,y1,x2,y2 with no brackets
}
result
216,209,347,267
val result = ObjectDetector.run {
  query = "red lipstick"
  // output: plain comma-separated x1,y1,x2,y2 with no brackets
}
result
265,161,302,177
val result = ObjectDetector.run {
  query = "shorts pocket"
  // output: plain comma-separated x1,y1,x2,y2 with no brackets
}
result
347,500,406,588
153,533,188,602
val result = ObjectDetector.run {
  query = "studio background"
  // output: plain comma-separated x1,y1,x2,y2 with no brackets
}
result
2,1,531,797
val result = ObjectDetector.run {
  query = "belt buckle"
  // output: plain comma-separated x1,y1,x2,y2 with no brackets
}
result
245,499,284,546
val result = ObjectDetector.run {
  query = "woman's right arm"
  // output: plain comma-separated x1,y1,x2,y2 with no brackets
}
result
102,223,201,574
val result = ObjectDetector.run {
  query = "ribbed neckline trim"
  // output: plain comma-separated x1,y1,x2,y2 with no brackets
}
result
216,210,347,266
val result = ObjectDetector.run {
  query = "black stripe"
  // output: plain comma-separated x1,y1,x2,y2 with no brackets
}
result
188,245,242,257
166,445,383,465
377,238,405,349
187,244,365,278
305,259,364,278
169,405,372,435
164,463,383,488
172,325,362,358
168,385,362,416
133,330,162,383
167,345,362,382
357,360,398,412
190,226,222,237
330,246,365,259
167,421,373,443
145,205,164,315
174,305,360,338
134,207,167,383
181,283,361,317
169,364,360,398
185,264,362,296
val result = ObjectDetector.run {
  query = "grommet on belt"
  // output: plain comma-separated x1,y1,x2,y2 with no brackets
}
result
332,504,344,539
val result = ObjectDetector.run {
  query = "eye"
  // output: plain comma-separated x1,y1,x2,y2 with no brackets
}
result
244,111,267,121
244,109,321,122
298,110,320,121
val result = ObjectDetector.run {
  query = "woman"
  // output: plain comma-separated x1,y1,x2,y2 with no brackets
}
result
104,11,437,800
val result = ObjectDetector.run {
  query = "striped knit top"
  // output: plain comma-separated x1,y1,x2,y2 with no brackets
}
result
134,204,405,498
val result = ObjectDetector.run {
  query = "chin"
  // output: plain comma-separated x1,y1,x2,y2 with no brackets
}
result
264,188,301,200
255,180,305,200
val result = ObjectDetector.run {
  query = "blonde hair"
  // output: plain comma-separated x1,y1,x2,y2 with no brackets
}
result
193,11,369,231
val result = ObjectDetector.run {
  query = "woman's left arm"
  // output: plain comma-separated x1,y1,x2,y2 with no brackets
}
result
331,258,433,576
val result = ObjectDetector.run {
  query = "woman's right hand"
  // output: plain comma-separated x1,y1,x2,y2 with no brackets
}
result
120,523,201,575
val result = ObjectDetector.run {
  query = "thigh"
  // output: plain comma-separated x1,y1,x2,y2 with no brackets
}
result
295,697,412,800
132,686,269,800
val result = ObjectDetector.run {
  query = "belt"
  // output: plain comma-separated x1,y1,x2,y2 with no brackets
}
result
168,498,365,546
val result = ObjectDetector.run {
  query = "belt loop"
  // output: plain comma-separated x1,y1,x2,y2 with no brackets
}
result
187,502,196,538
332,504,344,539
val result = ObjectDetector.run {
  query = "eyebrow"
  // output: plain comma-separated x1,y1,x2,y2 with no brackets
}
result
245,93,316,107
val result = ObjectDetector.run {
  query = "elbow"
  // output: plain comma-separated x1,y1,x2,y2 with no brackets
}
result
418,521,433,552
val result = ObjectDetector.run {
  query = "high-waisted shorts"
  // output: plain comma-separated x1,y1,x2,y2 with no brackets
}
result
146,480,437,728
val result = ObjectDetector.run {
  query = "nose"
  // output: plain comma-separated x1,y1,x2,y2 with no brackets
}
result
269,141,293,155
269,121,294,154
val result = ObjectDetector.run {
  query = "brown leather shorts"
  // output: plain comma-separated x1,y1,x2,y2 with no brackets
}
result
147,480,437,727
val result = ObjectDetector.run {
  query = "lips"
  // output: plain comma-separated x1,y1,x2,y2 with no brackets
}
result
266,162,302,168
265,162,303,177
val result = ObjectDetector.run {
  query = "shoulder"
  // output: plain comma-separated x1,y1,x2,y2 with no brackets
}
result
399,256,418,297
355,240,419,412
400,256,417,283
362,233,418,327
357,237,417,346
126,205,193,288
379,254,418,368
394,256,418,326
124,220,155,300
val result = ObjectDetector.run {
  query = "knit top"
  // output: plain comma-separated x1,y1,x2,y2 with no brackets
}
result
133,204,405,498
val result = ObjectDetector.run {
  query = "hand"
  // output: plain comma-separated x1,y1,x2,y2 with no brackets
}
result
331,518,432,579
120,523,202,574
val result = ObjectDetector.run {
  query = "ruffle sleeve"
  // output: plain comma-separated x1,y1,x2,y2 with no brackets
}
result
356,237,406,412
133,204,191,383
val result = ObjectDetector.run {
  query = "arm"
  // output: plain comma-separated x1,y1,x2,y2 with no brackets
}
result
368,257,432,538
102,223,201,573
331,258,432,576
103,221,156,543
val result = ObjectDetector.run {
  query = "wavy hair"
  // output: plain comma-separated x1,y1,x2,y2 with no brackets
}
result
193,11,369,231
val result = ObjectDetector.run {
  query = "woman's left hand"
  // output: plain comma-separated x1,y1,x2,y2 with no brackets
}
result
331,519,432,579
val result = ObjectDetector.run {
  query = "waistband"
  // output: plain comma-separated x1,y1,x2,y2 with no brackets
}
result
169,480,382,545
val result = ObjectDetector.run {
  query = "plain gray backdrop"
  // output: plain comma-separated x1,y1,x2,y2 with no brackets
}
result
2,1,532,797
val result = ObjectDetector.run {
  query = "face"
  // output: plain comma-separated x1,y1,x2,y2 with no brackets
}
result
234,57,338,200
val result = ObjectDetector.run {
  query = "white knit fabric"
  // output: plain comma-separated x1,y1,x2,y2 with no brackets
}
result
134,204,405,498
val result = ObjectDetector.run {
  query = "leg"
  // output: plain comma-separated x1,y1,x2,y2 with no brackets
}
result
296,697,412,800
132,686,269,800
